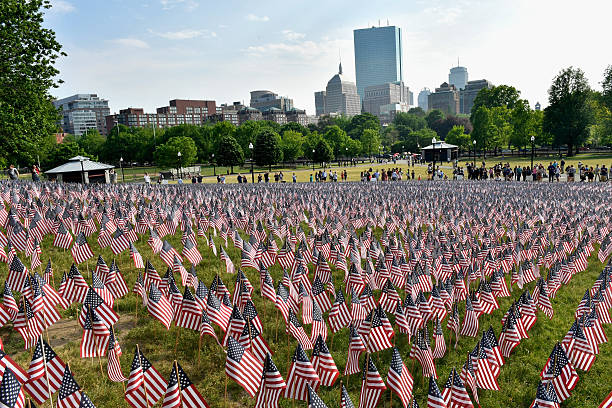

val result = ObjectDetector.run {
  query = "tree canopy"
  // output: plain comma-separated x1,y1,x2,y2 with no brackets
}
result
253,128,282,169
155,136,197,170
216,134,244,173
0,0,65,167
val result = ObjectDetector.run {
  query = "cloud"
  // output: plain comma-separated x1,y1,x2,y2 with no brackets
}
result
246,14,270,22
282,30,305,41
113,38,150,49
149,29,216,40
48,0,75,14
160,0,198,10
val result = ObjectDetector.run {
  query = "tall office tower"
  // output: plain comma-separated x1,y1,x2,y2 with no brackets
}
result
313,63,361,117
418,88,431,111
53,94,110,136
353,25,403,100
449,65,468,90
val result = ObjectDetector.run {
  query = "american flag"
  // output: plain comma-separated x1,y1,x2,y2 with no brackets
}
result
52,223,73,250
426,376,446,408
561,321,595,371
2,282,19,321
311,335,339,387
286,310,313,350
206,291,230,331
284,343,320,401
311,300,328,343
532,380,560,408
344,325,367,376
160,240,181,267
460,296,479,338
147,284,174,330
450,367,473,408
341,383,356,408
358,354,386,408
239,319,271,362
83,285,119,327
56,365,82,408
599,390,612,408
387,347,414,408
432,317,447,359
367,307,392,353
107,329,127,382
181,238,202,266
475,345,499,390
413,328,436,379
124,347,166,408
225,337,263,398
175,287,202,331
14,298,42,350
328,289,351,333
7,255,28,294
70,232,93,265
110,228,130,255
307,383,329,408
254,353,286,408
0,348,27,387
198,309,221,346
161,361,208,408
129,243,145,269
0,369,25,408
62,264,89,304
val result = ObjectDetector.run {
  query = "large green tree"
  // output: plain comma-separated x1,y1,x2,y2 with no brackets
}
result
314,139,334,164
393,112,427,132
77,129,106,159
41,142,87,171
253,128,282,170
445,125,471,151
323,125,349,157
470,85,522,122
346,113,380,140
280,130,304,162
602,65,612,111
543,67,593,156
471,106,491,153
360,128,381,157
155,136,197,171
0,0,65,167
216,134,244,173
425,109,445,128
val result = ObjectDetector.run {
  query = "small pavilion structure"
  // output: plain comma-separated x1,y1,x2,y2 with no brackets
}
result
45,156,114,183
421,141,458,162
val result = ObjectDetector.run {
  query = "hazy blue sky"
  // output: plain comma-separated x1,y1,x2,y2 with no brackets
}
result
47,0,611,115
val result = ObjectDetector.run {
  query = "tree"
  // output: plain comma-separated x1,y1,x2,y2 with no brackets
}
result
509,101,536,151
155,136,197,171
280,122,309,136
253,128,282,170
360,128,381,157
41,141,87,171
425,110,445,128
314,139,334,164
235,121,262,158
471,106,491,153
346,113,380,140
303,132,322,160
445,125,471,151
280,130,304,162
216,135,244,173
470,85,522,123
430,115,472,139
393,112,427,132
323,125,349,157
408,107,426,117
0,0,65,166
345,138,361,158
543,67,593,156
488,106,512,153
77,129,105,159
601,65,612,111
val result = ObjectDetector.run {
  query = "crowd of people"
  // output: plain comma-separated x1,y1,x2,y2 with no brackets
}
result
461,160,610,182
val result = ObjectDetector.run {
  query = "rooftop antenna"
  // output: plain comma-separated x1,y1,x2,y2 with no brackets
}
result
387,19,389,26
378,19,380,27
457,57,460,67
338,49,343,75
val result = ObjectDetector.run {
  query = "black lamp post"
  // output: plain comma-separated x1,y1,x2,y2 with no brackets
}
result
312,149,315,171
79,157,85,184
119,156,125,182
530,135,535,170
431,137,437,180
177,151,182,179
211,153,216,176
249,143,254,183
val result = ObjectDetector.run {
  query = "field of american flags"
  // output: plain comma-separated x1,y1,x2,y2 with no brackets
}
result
0,181,611,407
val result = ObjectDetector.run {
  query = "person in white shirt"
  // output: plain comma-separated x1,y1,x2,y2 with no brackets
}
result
143,173,151,185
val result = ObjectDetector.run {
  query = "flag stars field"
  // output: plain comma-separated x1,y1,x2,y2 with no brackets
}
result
0,180,610,407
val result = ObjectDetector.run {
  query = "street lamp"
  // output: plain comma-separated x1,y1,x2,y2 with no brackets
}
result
249,143,254,183
472,140,476,167
211,153,216,176
312,149,315,171
177,151,182,180
119,157,125,182
431,137,437,180
345,147,348,166
530,135,535,170
79,157,85,184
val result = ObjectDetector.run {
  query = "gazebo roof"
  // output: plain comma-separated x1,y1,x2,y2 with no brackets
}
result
421,142,458,150
45,156,114,174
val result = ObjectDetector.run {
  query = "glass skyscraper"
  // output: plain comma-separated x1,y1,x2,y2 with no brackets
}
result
353,25,403,100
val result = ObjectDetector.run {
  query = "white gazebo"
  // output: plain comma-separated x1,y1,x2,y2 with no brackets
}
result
45,156,114,184
421,141,458,162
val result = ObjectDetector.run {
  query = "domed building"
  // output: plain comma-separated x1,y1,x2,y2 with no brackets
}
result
314,63,362,117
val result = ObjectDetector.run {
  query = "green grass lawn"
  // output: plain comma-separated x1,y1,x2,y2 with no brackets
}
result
1,225,609,407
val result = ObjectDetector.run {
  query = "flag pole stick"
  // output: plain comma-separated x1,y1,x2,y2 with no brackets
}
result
40,335,54,408
274,309,279,342
174,360,183,406
174,325,181,357
224,374,228,408
136,344,151,408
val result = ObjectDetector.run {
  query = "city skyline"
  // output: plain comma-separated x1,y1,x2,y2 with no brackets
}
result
47,0,611,116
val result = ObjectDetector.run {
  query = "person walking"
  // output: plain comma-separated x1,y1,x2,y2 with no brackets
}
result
143,172,151,185
32,165,41,182
8,165,19,181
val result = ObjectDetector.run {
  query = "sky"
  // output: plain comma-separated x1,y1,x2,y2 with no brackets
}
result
47,0,612,115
